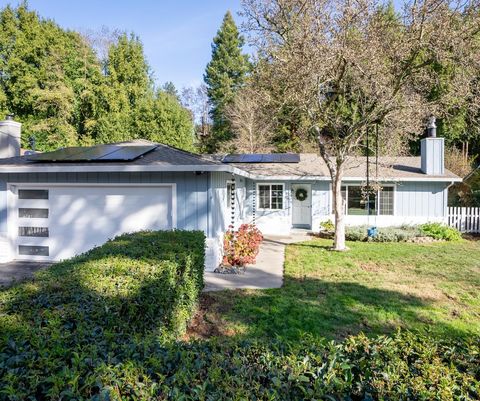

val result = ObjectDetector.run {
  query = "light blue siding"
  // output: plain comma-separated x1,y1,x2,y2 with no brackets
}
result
395,181,447,217
0,170,452,239
0,181,6,233
421,138,445,175
0,172,211,235
209,172,231,237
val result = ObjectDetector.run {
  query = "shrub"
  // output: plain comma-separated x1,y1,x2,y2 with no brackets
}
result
2,329,478,400
0,230,205,400
421,222,462,241
345,225,369,241
346,225,422,242
320,219,335,232
223,224,263,267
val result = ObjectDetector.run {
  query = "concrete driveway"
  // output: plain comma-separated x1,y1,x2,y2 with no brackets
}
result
0,261,52,288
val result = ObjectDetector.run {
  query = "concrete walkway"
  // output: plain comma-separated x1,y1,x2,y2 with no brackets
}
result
203,232,312,292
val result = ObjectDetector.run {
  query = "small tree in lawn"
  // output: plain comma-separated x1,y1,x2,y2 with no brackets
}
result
242,0,480,250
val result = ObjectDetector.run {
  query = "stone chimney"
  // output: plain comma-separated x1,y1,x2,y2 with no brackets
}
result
0,114,21,159
421,116,444,175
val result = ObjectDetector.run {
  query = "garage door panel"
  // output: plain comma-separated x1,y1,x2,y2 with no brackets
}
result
14,186,174,261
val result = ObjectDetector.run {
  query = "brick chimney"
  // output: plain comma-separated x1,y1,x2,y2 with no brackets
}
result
0,114,21,159
420,116,444,175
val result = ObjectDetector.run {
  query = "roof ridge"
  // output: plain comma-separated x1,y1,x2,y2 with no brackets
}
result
155,143,222,164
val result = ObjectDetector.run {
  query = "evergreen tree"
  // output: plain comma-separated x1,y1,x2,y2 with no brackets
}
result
0,5,196,152
203,11,249,152
152,91,195,151
162,81,179,100
0,4,103,150
96,33,153,143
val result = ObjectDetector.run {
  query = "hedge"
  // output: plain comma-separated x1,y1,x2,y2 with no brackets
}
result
345,224,462,242
2,329,478,400
0,230,205,399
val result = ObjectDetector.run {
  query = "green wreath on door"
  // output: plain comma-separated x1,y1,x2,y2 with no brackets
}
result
295,188,308,201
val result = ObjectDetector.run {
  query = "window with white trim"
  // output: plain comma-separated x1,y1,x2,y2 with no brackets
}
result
378,186,394,215
338,185,394,216
258,184,284,210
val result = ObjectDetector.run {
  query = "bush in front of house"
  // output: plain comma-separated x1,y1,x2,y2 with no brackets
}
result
345,224,463,242
345,225,422,242
320,219,335,232
223,223,263,267
420,222,463,241
0,230,205,399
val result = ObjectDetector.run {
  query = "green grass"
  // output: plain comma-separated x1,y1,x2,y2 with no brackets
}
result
207,238,480,341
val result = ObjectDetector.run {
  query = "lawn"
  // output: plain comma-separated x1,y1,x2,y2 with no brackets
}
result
201,238,480,342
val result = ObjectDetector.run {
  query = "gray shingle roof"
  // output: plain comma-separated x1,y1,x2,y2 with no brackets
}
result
0,140,460,181
0,140,220,168
226,153,459,180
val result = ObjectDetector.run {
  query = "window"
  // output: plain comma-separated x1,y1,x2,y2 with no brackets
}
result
258,184,283,210
347,186,376,215
379,186,394,215
19,227,49,237
18,189,48,200
337,185,394,216
19,208,49,218
18,245,49,256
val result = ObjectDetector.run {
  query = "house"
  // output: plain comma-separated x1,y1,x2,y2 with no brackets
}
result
0,116,461,270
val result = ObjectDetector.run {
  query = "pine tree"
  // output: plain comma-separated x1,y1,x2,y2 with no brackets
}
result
203,11,249,152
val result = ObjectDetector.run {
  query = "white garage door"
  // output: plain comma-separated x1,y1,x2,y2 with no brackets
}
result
12,185,174,261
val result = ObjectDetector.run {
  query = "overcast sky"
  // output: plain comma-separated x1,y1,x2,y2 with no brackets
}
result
0,0,245,89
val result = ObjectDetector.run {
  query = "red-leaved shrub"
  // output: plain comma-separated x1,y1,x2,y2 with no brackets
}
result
223,224,263,267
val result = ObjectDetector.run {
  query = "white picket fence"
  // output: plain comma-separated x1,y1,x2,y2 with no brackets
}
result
448,207,480,233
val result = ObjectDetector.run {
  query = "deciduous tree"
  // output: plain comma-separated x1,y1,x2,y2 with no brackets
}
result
242,0,480,250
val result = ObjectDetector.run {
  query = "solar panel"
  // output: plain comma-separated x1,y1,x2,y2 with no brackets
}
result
242,154,263,163
26,147,90,161
26,145,157,162
97,146,157,161
222,153,300,164
222,154,242,163
261,154,275,163
279,154,300,163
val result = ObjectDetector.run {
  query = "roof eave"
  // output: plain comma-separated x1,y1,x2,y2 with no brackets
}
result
0,163,255,178
0,165,461,182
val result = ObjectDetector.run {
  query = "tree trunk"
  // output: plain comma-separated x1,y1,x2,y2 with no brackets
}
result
332,169,347,251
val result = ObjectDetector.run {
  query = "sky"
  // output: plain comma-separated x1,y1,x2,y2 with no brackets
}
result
0,0,245,89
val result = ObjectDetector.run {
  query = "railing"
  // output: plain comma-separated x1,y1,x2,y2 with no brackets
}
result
448,207,480,233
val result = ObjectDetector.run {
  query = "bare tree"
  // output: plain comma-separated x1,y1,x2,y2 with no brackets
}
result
80,26,122,73
224,84,274,153
242,0,480,250
181,84,211,139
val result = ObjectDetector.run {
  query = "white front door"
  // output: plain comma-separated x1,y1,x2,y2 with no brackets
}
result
291,184,312,228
